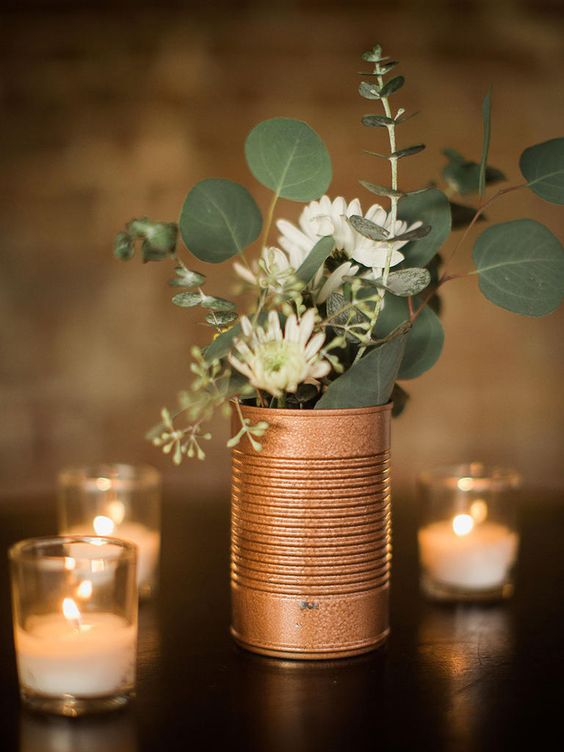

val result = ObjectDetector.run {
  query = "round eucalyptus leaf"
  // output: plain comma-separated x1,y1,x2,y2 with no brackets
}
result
179,179,262,263
205,311,238,326
374,294,444,379
379,75,405,98
473,219,564,316
384,268,431,297
348,215,389,241
392,144,426,160
169,267,206,288
245,118,332,201
201,295,236,312
398,189,451,267
359,82,381,100
520,138,564,205
362,114,395,128
172,292,201,308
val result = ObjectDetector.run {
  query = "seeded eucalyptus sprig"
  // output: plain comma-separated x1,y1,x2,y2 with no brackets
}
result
114,218,238,331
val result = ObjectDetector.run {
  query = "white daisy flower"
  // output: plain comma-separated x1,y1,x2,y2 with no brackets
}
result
276,195,421,290
229,309,331,398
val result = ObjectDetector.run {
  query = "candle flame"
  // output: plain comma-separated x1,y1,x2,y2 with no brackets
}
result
457,477,474,492
95,476,113,491
452,513,474,537
62,597,82,627
76,579,93,600
93,514,115,536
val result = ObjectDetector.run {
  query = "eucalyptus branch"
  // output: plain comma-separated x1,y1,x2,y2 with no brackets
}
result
412,182,527,320
353,62,400,362
438,183,526,282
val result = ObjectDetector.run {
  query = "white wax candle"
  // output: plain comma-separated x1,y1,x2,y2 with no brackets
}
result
68,521,160,589
16,613,136,697
115,522,160,588
418,520,518,590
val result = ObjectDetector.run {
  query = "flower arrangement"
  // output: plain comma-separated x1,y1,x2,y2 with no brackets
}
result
115,44,564,464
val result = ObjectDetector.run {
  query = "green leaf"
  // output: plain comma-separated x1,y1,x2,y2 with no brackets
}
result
114,232,134,261
205,311,238,327
479,87,492,197
379,76,405,98
245,118,332,201
520,138,564,205
203,324,240,361
391,383,409,417
172,292,201,308
127,219,178,253
472,219,564,316
449,201,486,230
397,189,451,267
359,82,381,100
379,61,399,75
374,295,444,379
168,267,206,288
201,295,236,312
315,329,408,409
361,114,395,128
179,179,262,264
442,149,505,195
361,45,383,62
392,224,432,242
381,268,431,297
295,235,335,284
142,240,171,263
392,144,426,160
348,215,389,241
359,180,404,200
203,313,269,362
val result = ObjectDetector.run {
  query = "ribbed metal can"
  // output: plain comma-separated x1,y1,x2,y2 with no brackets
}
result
231,403,392,660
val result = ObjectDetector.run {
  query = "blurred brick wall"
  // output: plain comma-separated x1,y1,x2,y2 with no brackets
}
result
1,0,563,499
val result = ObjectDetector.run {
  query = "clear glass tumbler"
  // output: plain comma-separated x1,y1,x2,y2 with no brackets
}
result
417,462,521,602
58,464,161,599
9,536,138,716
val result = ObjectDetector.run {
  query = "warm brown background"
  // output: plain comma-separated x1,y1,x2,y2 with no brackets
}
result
1,0,563,499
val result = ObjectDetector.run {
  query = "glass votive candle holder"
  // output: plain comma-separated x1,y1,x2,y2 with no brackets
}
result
9,536,138,716
417,462,521,602
58,464,161,599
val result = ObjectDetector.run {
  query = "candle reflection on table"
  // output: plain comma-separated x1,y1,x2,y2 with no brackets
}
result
19,710,137,752
417,605,513,743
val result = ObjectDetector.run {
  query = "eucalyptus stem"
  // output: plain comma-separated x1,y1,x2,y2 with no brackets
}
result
354,62,400,362
260,193,279,252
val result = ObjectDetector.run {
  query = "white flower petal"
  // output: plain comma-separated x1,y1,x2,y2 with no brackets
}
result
233,261,258,286
317,262,358,303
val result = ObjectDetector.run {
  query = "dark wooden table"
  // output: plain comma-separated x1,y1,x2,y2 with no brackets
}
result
1,492,563,752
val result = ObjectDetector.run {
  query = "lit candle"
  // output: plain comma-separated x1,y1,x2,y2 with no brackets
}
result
15,597,136,698
418,513,518,590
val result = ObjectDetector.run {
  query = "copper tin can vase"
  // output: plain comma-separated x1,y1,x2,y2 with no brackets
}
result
231,402,392,660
